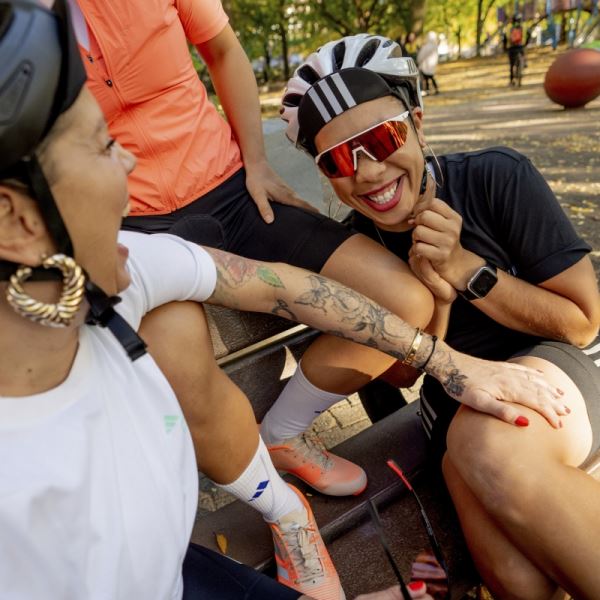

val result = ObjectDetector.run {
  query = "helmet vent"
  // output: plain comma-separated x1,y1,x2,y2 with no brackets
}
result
356,38,380,66
296,65,320,85
332,41,346,71
282,92,302,108
382,39,393,48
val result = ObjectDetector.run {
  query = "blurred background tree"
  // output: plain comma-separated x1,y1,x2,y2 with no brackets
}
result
190,0,595,85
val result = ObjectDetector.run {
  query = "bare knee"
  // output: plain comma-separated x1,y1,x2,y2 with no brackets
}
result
140,301,220,401
321,234,435,328
446,409,539,524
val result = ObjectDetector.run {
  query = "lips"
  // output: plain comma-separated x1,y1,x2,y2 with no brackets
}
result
359,176,404,213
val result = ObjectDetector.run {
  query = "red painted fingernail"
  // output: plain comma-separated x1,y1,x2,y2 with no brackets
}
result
565,406,571,414
408,581,426,592
515,416,529,427
559,420,563,428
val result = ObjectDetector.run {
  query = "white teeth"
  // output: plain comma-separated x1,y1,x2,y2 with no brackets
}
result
366,181,398,204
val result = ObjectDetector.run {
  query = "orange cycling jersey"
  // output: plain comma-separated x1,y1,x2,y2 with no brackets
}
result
77,0,243,216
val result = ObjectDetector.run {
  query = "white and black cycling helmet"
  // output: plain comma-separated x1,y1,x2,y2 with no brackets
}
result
281,34,423,156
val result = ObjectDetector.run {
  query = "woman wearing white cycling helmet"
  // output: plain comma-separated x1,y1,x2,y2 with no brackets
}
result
274,33,600,599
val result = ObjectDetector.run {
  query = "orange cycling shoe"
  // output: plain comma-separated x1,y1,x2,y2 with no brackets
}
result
268,484,346,600
268,431,367,497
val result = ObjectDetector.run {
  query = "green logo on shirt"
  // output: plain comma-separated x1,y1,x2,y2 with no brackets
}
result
164,415,180,434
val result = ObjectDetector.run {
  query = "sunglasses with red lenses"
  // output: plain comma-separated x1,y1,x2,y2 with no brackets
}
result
315,111,410,179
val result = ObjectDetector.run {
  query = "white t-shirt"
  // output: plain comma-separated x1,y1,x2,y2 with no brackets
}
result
0,232,217,600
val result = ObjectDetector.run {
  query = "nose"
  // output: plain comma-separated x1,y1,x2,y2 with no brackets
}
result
116,141,137,175
354,150,386,183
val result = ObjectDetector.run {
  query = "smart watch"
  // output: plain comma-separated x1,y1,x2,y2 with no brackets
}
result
460,262,498,300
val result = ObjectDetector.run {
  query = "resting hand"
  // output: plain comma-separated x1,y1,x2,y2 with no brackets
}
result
355,581,434,600
439,349,568,428
410,194,478,290
408,253,456,303
245,159,317,223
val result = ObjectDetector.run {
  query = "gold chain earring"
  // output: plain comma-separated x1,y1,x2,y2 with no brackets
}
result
6,254,86,327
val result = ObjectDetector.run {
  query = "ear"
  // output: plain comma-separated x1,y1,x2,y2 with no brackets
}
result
411,108,427,148
0,184,53,266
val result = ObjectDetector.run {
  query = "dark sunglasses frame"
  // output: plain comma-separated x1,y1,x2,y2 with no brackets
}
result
367,459,451,600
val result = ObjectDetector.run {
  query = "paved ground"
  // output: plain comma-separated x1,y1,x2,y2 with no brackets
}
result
199,46,599,513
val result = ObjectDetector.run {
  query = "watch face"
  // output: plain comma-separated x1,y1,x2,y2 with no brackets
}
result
469,266,498,297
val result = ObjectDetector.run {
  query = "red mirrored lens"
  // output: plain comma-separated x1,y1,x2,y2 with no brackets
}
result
317,119,409,178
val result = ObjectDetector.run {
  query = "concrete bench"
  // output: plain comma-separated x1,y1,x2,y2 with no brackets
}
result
192,121,600,597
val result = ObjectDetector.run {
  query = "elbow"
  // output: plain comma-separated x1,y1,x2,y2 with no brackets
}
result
563,317,599,349
575,323,600,348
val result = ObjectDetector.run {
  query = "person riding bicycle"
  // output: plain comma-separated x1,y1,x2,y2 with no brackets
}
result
507,13,528,86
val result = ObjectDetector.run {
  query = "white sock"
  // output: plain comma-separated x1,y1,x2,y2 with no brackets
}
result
260,361,346,445
216,437,302,522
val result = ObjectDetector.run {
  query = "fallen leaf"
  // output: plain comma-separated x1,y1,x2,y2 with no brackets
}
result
215,532,228,555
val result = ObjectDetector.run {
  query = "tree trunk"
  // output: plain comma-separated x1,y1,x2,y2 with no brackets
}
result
409,0,427,37
278,0,290,82
262,41,271,84
280,21,290,82
476,0,483,56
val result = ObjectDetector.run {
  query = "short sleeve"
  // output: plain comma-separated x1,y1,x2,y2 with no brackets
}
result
116,231,218,329
489,151,591,283
174,0,229,45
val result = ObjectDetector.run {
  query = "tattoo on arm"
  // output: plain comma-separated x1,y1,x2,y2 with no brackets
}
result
289,273,468,398
272,299,298,320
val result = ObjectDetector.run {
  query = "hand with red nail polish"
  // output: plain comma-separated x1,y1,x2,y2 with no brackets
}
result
433,349,568,429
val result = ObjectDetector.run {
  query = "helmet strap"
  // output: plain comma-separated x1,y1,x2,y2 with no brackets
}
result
84,280,148,361
419,164,428,195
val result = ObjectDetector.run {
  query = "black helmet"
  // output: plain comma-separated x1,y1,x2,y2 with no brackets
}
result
0,0,145,360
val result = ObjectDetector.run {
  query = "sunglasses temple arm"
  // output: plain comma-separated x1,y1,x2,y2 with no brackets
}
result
386,460,451,578
367,500,413,600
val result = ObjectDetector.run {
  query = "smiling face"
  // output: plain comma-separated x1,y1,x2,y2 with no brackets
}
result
33,88,135,296
314,95,426,232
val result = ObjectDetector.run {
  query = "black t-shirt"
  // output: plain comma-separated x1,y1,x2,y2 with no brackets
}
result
351,146,591,360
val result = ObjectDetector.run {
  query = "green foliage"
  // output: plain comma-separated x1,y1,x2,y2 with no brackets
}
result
217,0,522,81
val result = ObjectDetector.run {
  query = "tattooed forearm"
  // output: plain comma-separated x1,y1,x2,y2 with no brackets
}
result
205,250,470,399
272,299,298,320
213,253,285,289
295,274,399,342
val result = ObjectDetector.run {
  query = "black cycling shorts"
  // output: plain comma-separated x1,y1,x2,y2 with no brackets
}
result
420,335,600,464
122,168,356,273
182,543,301,599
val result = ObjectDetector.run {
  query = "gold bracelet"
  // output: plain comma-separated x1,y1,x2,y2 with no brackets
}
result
402,328,424,366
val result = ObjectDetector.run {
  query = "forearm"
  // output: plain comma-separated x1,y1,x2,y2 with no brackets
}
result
205,249,466,395
445,250,598,347
199,30,266,166
468,270,597,346
427,299,452,340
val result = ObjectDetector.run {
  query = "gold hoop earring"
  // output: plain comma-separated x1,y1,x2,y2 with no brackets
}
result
6,254,86,327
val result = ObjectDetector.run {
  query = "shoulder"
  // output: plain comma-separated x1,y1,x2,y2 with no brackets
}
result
442,146,528,171
440,146,533,188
